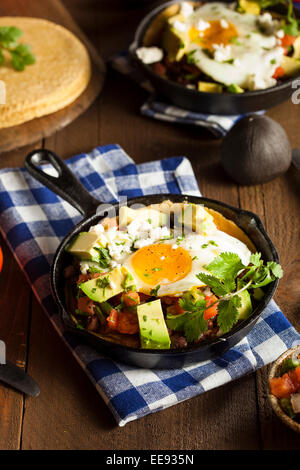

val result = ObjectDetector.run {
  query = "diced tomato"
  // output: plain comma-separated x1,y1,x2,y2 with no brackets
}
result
0,247,3,273
204,295,219,320
272,66,285,79
288,366,300,391
107,308,139,334
281,34,296,48
77,296,95,315
122,291,140,307
270,373,297,398
117,310,139,335
107,308,119,330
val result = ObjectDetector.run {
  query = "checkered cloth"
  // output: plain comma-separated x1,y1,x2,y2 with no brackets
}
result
0,144,298,426
109,52,264,137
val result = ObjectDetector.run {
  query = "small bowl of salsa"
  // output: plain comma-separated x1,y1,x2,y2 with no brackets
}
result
269,344,300,434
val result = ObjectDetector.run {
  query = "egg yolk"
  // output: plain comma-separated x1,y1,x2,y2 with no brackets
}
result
131,244,192,286
189,20,238,50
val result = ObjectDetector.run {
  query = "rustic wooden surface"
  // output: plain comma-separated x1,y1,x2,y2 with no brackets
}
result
0,0,105,153
0,0,299,450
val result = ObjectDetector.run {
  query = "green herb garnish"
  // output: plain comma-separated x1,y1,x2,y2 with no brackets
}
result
150,285,161,297
92,246,111,269
166,252,282,341
96,276,110,295
0,27,35,71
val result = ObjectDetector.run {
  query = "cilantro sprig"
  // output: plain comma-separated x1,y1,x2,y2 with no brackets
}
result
254,0,300,36
0,26,35,71
166,252,282,342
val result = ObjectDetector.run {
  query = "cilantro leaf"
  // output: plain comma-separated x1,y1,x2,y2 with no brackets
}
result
205,252,244,281
10,44,35,71
267,261,283,279
0,26,22,48
167,297,208,342
217,295,242,334
0,49,4,67
196,273,229,296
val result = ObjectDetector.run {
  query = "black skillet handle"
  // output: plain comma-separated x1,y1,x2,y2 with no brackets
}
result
25,149,100,218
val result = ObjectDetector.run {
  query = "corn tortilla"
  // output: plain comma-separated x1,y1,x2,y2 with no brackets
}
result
0,17,91,128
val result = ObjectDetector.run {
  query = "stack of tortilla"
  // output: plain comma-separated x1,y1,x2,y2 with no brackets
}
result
0,17,91,128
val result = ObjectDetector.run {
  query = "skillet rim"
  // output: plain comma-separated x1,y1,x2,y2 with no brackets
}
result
128,0,300,104
51,193,279,357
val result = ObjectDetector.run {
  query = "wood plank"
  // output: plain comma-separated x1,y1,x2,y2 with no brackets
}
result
0,0,105,153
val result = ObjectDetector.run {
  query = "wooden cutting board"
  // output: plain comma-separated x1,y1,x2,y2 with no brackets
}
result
0,0,106,153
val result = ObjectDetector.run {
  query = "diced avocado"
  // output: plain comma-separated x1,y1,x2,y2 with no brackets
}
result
237,290,252,320
177,203,217,235
137,299,171,349
252,287,264,301
293,36,300,60
80,267,128,303
227,83,244,94
119,206,168,229
67,232,102,260
281,56,300,77
237,0,260,15
162,14,189,62
198,82,223,93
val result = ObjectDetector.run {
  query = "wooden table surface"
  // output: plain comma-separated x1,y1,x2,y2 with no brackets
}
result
0,0,299,450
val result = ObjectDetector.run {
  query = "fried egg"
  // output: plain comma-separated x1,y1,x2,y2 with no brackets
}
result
122,231,251,296
178,2,285,90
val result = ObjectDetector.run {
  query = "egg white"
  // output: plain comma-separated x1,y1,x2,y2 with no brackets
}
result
182,2,284,89
122,231,252,296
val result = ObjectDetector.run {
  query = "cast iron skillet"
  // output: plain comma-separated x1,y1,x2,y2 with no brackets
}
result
129,0,300,115
25,148,279,369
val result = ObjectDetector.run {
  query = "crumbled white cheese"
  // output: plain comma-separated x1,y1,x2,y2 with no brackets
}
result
220,18,229,29
80,262,90,275
136,47,163,64
197,19,210,31
247,72,276,91
276,29,284,39
89,223,104,235
173,20,187,32
212,43,232,62
172,244,179,250
180,1,194,18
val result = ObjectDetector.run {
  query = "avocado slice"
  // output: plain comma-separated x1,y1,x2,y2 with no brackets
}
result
281,56,300,77
293,36,300,60
137,299,171,349
79,267,128,303
227,84,244,94
162,14,189,62
237,0,260,15
198,82,223,93
119,206,169,229
177,203,216,235
237,290,253,320
67,232,102,260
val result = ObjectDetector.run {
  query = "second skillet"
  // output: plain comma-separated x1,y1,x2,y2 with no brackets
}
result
25,149,279,369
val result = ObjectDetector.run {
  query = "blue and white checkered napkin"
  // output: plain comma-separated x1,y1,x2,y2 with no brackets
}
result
0,144,298,426
109,52,264,137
